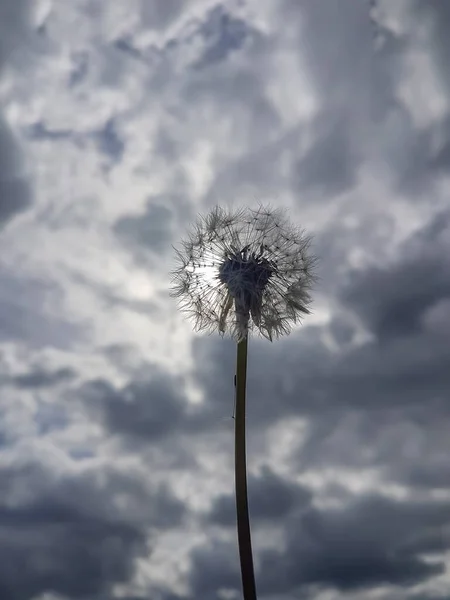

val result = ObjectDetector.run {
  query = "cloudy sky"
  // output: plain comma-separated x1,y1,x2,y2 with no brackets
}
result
1,0,450,599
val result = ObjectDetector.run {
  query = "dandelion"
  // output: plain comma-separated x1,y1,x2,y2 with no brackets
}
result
170,204,318,600
170,205,317,343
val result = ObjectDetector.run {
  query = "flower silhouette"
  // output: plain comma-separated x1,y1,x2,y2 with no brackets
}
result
170,204,318,341
170,204,318,600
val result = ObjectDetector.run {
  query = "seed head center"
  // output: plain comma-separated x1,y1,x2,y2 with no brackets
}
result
218,251,273,301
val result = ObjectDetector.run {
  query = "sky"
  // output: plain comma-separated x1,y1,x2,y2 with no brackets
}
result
1,0,450,599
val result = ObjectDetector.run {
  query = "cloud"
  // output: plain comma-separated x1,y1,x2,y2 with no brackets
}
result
0,268,85,349
0,0,34,71
0,458,185,600
0,0,39,227
187,538,240,600
257,493,447,594
341,208,450,339
185,493,449,598
8,366,76,389
1,0,450,598
207,464,312,526
82,370,190,443
292,113,357,195
0,117,31,227
114,200,174,257
193,4,253,68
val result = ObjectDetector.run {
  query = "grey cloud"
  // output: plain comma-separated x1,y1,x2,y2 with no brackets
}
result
194,5,253,69
0,1,37,226
292,113,356,195
207,464,312,526
9,367,76,389
400,462,450,491
80,361,235,451
367,3,450,196
68,269,159,316
200,125,307,208
83,374,188,442
26,121,73,141
140,0,184,32
342,255,449,339
0,460,185,600
26,118,124,165
202,136,290,207
0,269,85,349
0,117,31,227
341,208,450,340
291,0,394,114
0,0,33,71
187,539,240,600
185,493,449,598
414,1,450,93
257,493,447,594
182,40,280,142
114,199,174,256
93,118,124,162
281,0,413,201
114,38,144,61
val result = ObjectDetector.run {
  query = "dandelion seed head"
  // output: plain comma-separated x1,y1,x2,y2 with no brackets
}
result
170,204,318,342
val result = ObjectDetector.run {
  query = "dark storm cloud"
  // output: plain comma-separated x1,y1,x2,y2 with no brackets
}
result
341,208,450,340
256,493,447,594
83,372,189,442
80,358,240,453
400,461,450,491
0,460,185,600
429,118,450,176
187,539,240,600
192,326,327,431
184,494,449,598
207,464,312,526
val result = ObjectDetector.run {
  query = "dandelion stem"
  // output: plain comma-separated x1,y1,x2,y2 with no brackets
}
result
235,335,257,600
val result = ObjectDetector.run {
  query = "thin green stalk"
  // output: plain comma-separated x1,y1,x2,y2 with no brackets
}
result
235,335,257,600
